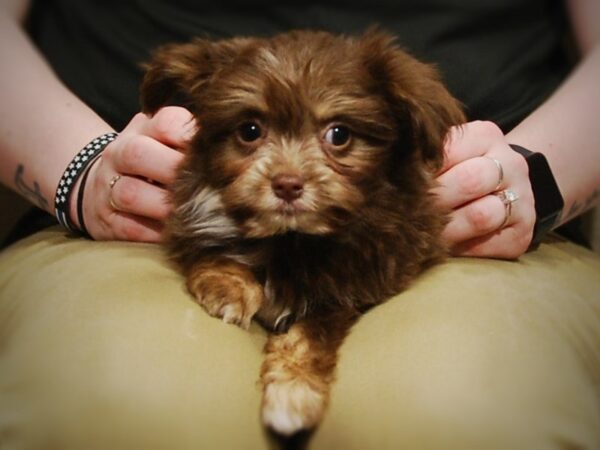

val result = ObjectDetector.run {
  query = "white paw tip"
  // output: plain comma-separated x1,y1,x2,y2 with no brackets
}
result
262,405,307,436
261,381,324,436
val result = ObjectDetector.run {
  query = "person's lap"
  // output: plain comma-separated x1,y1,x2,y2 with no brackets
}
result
0,229,599,449
319,247,600,449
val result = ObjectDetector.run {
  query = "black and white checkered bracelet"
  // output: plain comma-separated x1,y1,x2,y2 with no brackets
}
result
54,132,118,232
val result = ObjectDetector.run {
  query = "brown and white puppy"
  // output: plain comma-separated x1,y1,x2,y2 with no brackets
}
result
141,29,464,436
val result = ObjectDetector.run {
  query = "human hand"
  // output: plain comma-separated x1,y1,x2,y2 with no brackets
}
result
432,121,536,259
74,107,196,242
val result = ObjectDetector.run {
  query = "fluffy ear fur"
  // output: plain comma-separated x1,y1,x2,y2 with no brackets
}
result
361,30,465,171
140,38,250,114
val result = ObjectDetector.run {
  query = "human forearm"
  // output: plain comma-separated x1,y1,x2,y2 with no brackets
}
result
0,9,113,214
0,3,193,243
506,45,600,225
436,44,600,259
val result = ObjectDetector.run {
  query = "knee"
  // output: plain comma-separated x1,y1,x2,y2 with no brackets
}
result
314,297,600,450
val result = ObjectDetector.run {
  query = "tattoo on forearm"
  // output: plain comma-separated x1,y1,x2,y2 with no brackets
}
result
14,164,49,210
562,188,600,223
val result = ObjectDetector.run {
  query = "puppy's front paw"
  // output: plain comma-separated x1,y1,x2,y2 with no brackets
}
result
260,324,334,435
261,378,326,436
187,262,263,329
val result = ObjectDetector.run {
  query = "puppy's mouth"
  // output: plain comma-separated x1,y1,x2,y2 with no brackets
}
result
236,200,336,238
271,199,321,233
226,180,354,238
275,198,310,215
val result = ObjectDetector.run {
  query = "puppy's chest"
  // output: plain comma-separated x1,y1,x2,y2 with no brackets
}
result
242,234,406,331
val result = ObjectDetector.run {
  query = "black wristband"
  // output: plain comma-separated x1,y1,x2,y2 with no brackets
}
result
54,132,117,232
76,154,102,238
509,144,564,246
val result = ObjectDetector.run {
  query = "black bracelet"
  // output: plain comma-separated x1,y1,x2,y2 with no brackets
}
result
54,132,118,232
76,154,102,238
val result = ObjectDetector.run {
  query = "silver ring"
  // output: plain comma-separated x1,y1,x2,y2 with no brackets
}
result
485,157,504,190
495,189,519,229
109,175,121,210
109,175,121,189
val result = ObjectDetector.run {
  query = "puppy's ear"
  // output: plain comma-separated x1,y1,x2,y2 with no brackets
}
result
140,38,245,114
361,30,465,172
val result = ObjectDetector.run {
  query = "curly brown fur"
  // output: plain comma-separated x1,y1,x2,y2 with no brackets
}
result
141,29,465,436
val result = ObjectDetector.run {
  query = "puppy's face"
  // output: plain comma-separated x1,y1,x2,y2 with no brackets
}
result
142,31,464,238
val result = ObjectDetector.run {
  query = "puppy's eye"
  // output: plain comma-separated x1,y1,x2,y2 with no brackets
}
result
324,125,351,147
237,121,263,143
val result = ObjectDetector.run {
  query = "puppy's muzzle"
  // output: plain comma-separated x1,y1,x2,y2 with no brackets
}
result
271,174,304,202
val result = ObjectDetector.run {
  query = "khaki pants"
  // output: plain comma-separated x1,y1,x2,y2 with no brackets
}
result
1,229,599,450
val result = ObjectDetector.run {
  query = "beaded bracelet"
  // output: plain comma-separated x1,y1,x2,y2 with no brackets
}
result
54,132,118,232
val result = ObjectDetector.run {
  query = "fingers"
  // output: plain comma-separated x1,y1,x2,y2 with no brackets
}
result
109,134,185,185
444,183,535,258
110,107,194,184
452,225,534,260
81,107,197,242
434,156,505,209
433,120,536,259
81,160,165,243
441,194,510,244
133,106,197,149
108,174,172,220
441,121,505,171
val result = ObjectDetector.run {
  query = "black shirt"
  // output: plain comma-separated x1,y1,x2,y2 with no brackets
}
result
7,0,583,247
28,0,571,132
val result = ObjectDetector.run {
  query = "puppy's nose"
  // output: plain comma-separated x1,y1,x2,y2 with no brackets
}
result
271,174,304,202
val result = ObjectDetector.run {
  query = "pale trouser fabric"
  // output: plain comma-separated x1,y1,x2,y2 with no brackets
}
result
0,228,599,450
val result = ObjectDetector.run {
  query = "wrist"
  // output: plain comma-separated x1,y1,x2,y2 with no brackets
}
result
509,144,564,246
68,156,102,231
55,132,118,234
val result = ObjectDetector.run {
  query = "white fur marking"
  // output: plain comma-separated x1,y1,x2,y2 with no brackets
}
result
262,380,324,436
178,186,239,241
